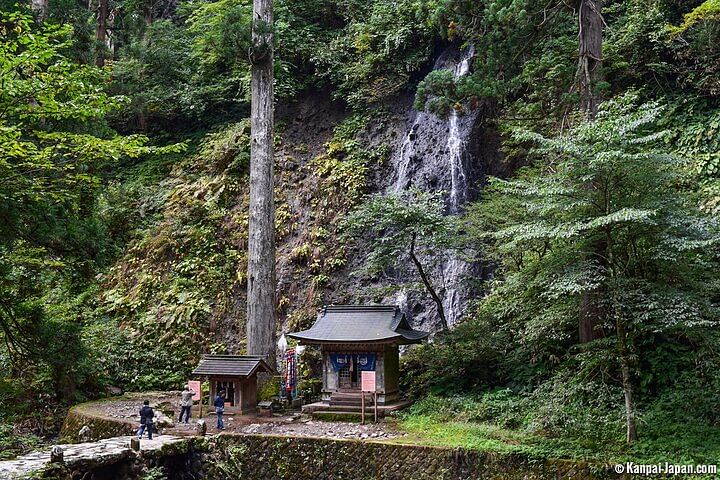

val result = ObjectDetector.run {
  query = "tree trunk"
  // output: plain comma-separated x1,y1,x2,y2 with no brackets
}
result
576,0,604,118
31,0,49,21
144,0,153,26
95,0,108,67
577,0,605,341
615,316,638,443
246,0,276,368
579,236,607,343
409,233,448,331
620,356,638,443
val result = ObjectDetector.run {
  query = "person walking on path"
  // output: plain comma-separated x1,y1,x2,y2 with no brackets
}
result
179,386,193,424
137,400,155,440
214,391,225,430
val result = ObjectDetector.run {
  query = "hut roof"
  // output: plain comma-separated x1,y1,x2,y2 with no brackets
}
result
288,305,428,344
192,355,275,377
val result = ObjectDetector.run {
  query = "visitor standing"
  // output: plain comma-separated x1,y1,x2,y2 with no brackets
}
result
179,385,193,424
214,391,225,430
137,400,155,440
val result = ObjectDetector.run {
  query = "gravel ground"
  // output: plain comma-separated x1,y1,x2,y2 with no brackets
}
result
89,394,406,441
236,416,406,441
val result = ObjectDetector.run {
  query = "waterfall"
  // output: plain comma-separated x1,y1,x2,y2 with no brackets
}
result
447,45,474,212
388,45,476,330
442,46,475,327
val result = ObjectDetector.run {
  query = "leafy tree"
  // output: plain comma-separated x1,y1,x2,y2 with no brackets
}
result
0,9,180,403
312,0,440,108
415,0,577,120
343,190,456,330
466,94,720,442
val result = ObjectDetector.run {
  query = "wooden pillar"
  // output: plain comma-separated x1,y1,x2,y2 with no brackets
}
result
234,380,241,410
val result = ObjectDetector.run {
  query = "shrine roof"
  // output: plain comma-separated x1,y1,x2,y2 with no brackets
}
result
192,355,275,377
288,305,428,344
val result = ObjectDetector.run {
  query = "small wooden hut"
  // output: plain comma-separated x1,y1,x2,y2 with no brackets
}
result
192,355,275,414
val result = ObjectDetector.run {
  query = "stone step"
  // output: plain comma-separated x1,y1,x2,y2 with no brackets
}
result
330,399,379,407
311,410,386,421
324,403,379,412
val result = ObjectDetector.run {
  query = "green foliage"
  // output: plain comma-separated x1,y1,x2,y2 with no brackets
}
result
668,0,720,36
400,393,720,465
140,466,168,480
416,0,577,120
313,0,440,108
666,0,720,96
407,95,720,452
0,423,41,460
401,312,507,397
281,114,379,332
3,0,720,468
343,189,454,278
98,124,251,390
0,9,182,413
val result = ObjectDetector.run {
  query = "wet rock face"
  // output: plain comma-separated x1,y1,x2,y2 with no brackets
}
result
385,46,486,210
370,45,498,332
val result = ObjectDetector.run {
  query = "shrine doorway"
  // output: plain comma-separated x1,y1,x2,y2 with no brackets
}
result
338,365,360,390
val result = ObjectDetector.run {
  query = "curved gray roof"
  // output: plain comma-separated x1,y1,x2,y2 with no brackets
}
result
192,355,276,377
288,305,428,344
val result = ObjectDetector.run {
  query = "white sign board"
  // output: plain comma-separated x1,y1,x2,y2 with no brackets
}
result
361,371,376,392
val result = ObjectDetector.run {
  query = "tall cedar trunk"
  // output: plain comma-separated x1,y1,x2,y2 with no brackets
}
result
577,0,605,343
247,0,276,368
31,0,49,21
409,233,448,331
577,0,603,118
95,0,108,67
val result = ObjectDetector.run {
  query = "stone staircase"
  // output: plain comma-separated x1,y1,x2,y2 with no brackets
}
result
304,392,412,420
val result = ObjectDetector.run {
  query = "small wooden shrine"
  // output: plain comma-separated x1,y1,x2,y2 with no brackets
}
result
192,355,275,414
289,305,427,406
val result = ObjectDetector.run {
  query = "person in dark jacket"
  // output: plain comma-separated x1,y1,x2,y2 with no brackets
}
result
137,400,155,440
214,391,225,430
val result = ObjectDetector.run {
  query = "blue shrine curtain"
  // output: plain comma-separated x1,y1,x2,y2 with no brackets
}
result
329,353,376,371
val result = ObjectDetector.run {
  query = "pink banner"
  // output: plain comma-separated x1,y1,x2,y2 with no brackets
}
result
188,380,201,400
361,371,376,392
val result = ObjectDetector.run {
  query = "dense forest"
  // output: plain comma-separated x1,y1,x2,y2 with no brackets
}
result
2,0,720,467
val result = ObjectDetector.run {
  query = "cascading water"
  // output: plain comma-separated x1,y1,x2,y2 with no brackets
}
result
447,45,474,212
388,46,477,330
442,46,475,328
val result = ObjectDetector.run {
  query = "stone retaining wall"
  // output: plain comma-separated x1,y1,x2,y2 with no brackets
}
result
52,405,616,479
17,434,619,480
192,434,611,480
60,405,137,443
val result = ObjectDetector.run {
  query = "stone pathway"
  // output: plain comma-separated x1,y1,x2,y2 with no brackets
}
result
0,435,186,479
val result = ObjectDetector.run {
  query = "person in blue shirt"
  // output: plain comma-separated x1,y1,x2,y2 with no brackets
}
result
214,390,225,430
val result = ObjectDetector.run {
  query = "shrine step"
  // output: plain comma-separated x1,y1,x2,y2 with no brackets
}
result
331,392,371,401
330,399,376,407
322,403,379,412
311,410,386,421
